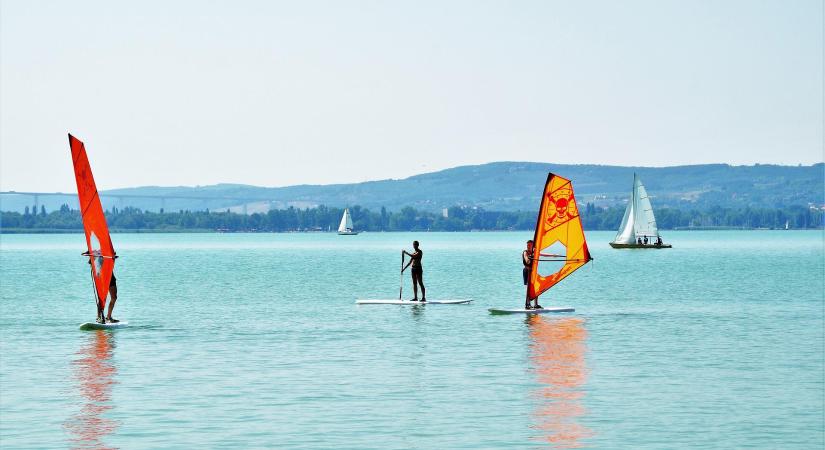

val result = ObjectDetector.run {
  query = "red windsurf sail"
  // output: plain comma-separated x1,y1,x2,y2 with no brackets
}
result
527,173,592,300
69,134,116,318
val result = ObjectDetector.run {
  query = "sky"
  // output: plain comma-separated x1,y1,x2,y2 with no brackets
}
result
1,0,822,192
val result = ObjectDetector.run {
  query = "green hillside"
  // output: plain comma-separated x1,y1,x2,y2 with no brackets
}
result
2,162,822,213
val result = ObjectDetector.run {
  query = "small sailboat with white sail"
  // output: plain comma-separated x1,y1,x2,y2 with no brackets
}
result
610,174,671,249
337,208,359,235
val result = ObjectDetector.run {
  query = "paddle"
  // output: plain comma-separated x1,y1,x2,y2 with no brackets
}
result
399,251,405,300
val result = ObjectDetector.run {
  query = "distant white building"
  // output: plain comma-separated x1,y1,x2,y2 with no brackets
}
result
442,208,449,218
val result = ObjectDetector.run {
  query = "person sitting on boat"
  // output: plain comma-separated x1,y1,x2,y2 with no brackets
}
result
656,236,663,246
523,240,542,310
637,237,642,245
643,236,648,245
402,241,426,302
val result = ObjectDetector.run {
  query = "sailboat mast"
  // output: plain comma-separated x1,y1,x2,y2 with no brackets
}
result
634,174,640,239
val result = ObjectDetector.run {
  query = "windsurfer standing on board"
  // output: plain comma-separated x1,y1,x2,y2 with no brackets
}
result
402,241,426,302
106,273,119,323
88,259,119,323
523,240,542,310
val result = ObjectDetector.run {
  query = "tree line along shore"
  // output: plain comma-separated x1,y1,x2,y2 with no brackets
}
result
1,203,822,233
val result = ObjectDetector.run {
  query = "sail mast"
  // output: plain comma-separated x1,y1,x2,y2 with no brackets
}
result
633,174,640,239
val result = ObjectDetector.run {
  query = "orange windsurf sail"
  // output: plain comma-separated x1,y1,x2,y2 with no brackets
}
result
69,134,116,318
527,173,592,300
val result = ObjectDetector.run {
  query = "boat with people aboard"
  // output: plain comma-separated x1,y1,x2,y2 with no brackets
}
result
610,173,671,249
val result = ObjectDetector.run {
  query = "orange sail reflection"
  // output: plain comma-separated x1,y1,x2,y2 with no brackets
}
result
64,330,119,450
527,316,594,448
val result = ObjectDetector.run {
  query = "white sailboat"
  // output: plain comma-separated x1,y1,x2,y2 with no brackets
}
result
337,208,359,235
610,174,671,249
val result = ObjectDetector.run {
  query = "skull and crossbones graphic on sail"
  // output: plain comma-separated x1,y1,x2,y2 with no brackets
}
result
544,186,579,229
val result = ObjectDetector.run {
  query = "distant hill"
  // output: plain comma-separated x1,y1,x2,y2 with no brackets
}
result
2,162,823,213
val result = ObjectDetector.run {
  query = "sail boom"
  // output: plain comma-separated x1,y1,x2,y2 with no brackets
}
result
81,253,117,260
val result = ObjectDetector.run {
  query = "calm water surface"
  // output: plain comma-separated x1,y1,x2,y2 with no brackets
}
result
1,231,823,449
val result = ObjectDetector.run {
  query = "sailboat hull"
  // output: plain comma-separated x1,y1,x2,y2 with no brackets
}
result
337,231,359,235
609,242,671,249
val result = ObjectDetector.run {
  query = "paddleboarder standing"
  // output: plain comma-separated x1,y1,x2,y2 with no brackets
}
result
402,241,426,302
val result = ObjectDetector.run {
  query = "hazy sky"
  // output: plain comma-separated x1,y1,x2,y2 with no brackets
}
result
1,0,822,192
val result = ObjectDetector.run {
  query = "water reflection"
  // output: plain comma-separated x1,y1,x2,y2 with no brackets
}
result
64,330,119,449
527,315,593,448
409,303,425,320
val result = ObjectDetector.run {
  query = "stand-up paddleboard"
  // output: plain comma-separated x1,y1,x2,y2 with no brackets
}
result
80,321,129,330
358,251,471,306
356,299,472,305
489,307,573,315
491,172,593,316
70,134,121,329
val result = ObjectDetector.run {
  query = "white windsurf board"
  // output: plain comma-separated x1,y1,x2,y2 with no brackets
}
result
79,321,129,330
488,307,574,315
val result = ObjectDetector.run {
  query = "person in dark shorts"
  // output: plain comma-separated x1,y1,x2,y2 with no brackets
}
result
88,258,120,323
106,273,119,323
402,241,426,302
523,240,542,309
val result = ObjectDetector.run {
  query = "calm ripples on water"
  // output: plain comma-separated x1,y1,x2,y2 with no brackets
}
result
1,231,823,449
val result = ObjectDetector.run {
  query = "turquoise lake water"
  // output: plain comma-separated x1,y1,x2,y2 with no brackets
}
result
1,231,823,449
